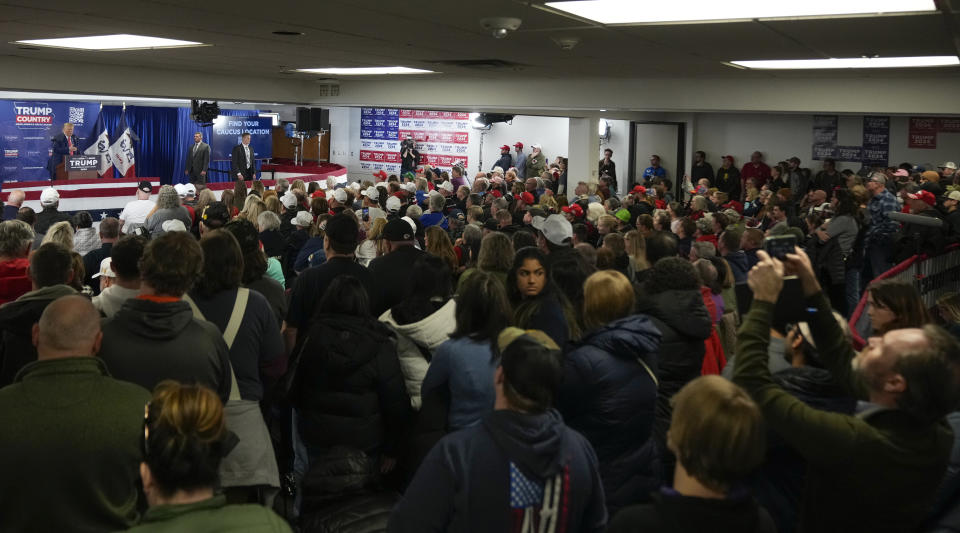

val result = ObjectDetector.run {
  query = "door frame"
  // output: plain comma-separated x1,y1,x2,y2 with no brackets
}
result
628,121,687,196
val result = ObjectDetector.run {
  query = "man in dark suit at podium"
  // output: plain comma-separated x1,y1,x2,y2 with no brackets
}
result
184,132,210,187
46,123,80,181
231,132,256,181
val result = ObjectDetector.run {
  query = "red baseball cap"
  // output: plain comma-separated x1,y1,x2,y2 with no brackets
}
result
500,145,510,151
513,142,524,149
491,189,503,198
520,192,535,205
311,190,326,199
373,170,388,181
907,190,936,206
631,185,646,195
722,200,743,214
723,155,735,162
562,203,583,217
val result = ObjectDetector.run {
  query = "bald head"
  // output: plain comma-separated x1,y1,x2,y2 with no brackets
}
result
33,296,102,359
7,190,24,207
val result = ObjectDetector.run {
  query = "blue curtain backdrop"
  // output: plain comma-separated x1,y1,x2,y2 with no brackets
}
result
100,106,259,184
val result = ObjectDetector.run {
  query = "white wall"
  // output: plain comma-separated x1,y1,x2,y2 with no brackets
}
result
599,119,631,191
692,113,960,173
474,115,569,174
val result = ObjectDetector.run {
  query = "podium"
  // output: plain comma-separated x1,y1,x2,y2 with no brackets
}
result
55,155,99,180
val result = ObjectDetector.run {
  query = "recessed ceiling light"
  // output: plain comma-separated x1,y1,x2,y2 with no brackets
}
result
599,109,607,112
272,30,304,36
13,34,204,50
294,66,435,75
730,56,959,69
546,0,936,25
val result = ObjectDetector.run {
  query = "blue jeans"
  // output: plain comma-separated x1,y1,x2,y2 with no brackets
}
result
845,268,861,318
866,239,893,282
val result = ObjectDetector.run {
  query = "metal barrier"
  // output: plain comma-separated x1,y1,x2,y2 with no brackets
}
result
849,244,960,347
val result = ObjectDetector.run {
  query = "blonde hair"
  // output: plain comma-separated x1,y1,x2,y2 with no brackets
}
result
713,191,729,204
539,195,558,213
41,221,75,251
425,226,457,272
582,270,635,330
240,197,266,227
478,232,515,273
264,195,281,215
597,214,618,232
624,230,649,270
937,292,960,323
745,187,760,202
668,376,766,492
291,179,306,193
691,196,708,211
365,217,389,258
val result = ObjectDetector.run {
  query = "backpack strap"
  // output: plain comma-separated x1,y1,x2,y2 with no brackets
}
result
182,288,249,402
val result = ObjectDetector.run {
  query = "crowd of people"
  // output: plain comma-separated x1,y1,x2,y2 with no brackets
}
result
0,148,957,533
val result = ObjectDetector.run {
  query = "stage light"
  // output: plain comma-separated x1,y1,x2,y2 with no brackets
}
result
14,34,204,50
545,0,935,25
730,56,959,69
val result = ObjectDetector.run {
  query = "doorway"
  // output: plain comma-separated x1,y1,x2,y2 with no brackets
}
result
629,121,686,196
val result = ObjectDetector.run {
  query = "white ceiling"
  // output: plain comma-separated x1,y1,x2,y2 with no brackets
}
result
1,0,959,81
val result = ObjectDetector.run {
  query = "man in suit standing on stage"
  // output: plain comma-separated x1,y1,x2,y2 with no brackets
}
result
184,132,210,187
47,123,80,181
231,132,256,181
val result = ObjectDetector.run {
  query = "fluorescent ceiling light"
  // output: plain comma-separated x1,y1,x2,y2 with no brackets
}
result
14,34,204,50
731,56,959,69
546,0,936,24
295,66,434,75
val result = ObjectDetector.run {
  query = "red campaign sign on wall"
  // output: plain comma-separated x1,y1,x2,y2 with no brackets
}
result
908,116,938,149
359,150,401,164
397,130,469,144
422,153,469,167
399,110,470,120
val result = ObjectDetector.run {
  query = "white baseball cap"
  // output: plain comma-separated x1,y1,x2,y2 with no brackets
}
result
440,181,454,193
404,182,417,193
162,219,187,233
333,189,348,203
362,187,380,201
292,211,313,227
402,216,418,235
174,183,187,197
939,161,957,170
40,188,59,206
386,195,401,212
281,192,298,209
541,214,573,245
183,183,197,197
91,257,116,279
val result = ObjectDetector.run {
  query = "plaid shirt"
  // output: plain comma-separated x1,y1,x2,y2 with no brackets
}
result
866,188,899,243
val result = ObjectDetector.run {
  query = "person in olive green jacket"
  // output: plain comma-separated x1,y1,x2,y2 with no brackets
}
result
525,143,546,179
733,248,958,533
129,380,291,533
0,295,151,533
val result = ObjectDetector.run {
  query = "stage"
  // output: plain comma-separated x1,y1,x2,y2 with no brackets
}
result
0,162,347,223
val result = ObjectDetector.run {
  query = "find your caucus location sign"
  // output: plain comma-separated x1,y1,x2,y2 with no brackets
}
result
209,115,273,161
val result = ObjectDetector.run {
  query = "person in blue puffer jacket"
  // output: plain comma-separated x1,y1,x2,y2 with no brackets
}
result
559,269,662,515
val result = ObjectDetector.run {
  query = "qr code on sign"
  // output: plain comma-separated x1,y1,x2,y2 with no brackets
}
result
68,107,85,125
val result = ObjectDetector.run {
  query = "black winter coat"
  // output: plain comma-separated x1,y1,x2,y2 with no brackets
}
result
634,289,712,453
293,314,412,457
559,315,662,513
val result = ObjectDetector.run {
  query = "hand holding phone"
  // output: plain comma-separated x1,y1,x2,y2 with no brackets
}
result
763,235,797,260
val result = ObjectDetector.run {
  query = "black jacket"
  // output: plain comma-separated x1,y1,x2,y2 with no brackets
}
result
99,298,232,402
0,285,76,387
492,153,512,170
388,409,607,532
609,490,777,533
293,314,411,457
231,143,256,180
634,289,712,452
559,315,662,513
35,207,72,235
894,209,946,263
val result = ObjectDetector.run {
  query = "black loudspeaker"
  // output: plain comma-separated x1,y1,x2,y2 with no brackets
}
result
296,107,311,131
310,108,329,131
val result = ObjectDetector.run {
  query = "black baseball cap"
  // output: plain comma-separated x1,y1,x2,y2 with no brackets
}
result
223,218,259,252
383,218,414,241
138,181,152,194
483,218,499,231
